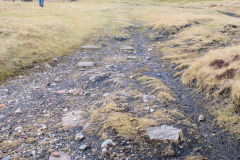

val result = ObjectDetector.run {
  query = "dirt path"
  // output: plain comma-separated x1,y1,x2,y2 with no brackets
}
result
0,26,240,160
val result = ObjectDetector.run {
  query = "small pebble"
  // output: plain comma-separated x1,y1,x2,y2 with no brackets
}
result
75,132,85,141
79,144,87,150
198,114,206,122
51,151,60,157
15,108,21,113
102,148,108,155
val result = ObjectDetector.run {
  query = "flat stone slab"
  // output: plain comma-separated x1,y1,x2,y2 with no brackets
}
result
49,152,71,160
147,125,181,141
62,110,86,129
81,45,101,50
127,56,138,60
121,46,134,52
77,61,94,67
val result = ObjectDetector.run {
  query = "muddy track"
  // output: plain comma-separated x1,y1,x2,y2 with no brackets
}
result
0,26,240,160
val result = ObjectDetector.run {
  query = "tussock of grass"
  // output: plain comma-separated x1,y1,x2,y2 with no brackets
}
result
90,89,182,140
138,75,176,102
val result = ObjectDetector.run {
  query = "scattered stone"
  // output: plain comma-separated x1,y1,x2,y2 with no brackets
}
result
127,56,138,60
148,48,153,52
198,115,206,122
62,110,86,129
150,109,155,113
45,64,52,69
35,65,40,69
115,36,129,41
77,61,95,67
81,45,101,50
56,90,67,94
147,125,181,142
31,150,36,156
51,152,60,157
72,88,83,95
0,103,6,109
101,148,108,155
101,139,115,148
40,124,47,130
54,58,60,62
103,93,110,97
24,135,29,139
15,108,21,113
121,46,134,52
54,78,61,83
143,94,155,103
15,126,23,133
2,155,10,160
63,108,68,112
0,114,4,119
75,132,85,141
79,144,87,150
49,152,71,160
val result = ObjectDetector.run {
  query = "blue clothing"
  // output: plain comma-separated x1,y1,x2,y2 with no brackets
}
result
39,0,44,7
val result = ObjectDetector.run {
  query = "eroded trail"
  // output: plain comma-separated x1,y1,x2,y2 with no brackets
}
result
0,26,240,160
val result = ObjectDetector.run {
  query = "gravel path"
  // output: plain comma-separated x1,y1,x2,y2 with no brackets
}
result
0,26,240,160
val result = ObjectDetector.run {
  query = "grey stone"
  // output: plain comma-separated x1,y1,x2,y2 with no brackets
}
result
101,139,115,148
2,155,10,160
127,56,138,60
75,132,85,141
54,58,59,62
102,148,108,155
121,46,134,52
143,95,155,103
0,115,4,119
79,144,87,150
45,64,52,69
115,36,129,41
77,61,94,67
15,126,23,133
15,108,21,113
81,45,101,50
147,125,181,141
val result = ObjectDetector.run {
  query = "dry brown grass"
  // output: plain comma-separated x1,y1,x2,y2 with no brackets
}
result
137,75,176,102
0,0,133,80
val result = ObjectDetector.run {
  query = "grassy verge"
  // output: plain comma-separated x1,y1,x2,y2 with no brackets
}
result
0,0,132,80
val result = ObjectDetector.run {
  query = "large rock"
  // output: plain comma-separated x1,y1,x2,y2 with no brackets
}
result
147,125,181,142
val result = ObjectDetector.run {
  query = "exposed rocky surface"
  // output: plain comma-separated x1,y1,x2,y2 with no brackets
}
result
0,26,240,159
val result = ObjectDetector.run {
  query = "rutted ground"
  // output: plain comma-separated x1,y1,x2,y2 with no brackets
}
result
0,26,240,160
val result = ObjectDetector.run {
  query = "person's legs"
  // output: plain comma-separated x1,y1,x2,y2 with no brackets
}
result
39,0,44,7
